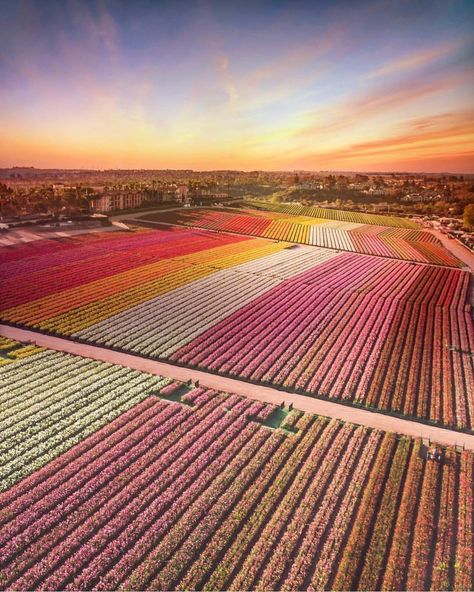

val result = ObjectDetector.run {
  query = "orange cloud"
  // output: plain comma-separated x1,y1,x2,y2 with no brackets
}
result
286,110,474,170
364,41,460,80
298,69,470,139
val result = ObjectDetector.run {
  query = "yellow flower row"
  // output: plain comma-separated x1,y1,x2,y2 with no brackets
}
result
5,240,288,335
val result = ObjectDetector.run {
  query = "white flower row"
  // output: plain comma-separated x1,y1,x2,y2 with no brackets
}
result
77,269,280,358
1,368,138,444
0,348,170,491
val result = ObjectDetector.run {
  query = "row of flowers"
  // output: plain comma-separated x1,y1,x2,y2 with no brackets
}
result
0,223,223,280
430,449,458,592
1,375,471,591
332,432,398,590
75,267,282,357
190,413,325,591
0,397,162,526
356,437,411,591
236,420,351,592
0,390,227,534
406,453,441,590
380,440,424,590
45,401,264,591
2,392,247,588
279,426,375,591
176,414,314,591
0,348,170,490
0,402,183,573
170,260,473,429
121,424,280,591
0,238,286,335
455,450,474,591
1,392,226,569
0,227,242,308
152,207,461,265
242,200,419,228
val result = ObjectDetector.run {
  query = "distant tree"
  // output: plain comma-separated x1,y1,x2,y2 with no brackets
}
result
63,189,79,215
271,191,285,203
0,201,17,218
46,193,63,220
463,204,474,229
291,174,299,186
32,201,48,214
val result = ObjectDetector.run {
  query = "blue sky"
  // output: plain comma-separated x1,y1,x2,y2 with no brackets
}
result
1,0,473,171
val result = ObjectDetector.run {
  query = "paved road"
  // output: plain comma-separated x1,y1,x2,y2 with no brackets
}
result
2,324,474,450
110,205,204,222
0,225,119,247
429,229,474,272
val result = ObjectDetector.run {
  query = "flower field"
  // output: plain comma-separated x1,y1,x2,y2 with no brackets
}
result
0,228,288,333
0,343,170,490
0,344,472,591
243,199,421,227
142,208,462,266
169,253,474,429
0,226,472,429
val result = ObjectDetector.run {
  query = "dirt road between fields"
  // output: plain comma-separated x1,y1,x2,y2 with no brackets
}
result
2,324,474,450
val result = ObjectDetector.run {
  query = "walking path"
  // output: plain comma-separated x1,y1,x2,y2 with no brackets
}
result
2,324,474,450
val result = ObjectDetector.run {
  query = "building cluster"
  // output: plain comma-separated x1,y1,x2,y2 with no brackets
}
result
88,184,190,212
291,173,458,202
88,185,231,213
0,167,471,218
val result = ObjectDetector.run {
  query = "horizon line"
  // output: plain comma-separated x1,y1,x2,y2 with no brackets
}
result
1,166,473,176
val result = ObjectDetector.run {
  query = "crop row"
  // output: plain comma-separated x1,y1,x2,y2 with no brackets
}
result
0,346,169,490
0,226,247,308
143,208,460,266
0,235,288,334
75,247,338,357
243,199,420,228
1,382,471,591
171,256,473,429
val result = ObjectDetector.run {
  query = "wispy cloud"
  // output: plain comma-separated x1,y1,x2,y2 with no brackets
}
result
1,0,473,171
364,41,460,80
282,109,474,170
296,68,471,139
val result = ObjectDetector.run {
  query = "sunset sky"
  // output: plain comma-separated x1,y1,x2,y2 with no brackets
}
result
1,0,473,172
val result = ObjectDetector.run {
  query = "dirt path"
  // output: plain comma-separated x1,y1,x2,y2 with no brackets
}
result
3,324,473,450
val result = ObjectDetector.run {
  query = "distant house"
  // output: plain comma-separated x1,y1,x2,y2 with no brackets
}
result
175,185,190,203
90,190,145,212
52,183,76,195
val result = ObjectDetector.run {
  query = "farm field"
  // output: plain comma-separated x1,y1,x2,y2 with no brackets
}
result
0,342,472,592
141,207,462,267
1,226,472,430
242,199,420,227
0,338,170,490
